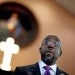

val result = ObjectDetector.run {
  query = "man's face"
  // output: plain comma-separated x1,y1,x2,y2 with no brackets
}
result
40,36,61,65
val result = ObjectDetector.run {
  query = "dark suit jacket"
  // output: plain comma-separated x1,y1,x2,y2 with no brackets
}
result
13,63,69,75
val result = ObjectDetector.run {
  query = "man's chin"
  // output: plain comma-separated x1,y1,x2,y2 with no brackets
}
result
46,56,53,60
43,57,54,65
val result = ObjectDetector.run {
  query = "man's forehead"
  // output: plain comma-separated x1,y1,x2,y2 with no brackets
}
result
43,35,60,42
43,39,56,45
43,37,56,43
42,36,60,47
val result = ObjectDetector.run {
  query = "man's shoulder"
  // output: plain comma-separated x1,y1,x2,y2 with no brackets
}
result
13,63,39,75
57,67,69,75
15,62,38,71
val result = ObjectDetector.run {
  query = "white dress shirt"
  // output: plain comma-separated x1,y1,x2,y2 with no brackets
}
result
38,60,57,75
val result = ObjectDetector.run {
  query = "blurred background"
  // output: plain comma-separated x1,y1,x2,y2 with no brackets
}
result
0,0,75,75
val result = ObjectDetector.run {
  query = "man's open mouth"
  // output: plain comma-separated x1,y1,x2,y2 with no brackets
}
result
45,52,53,58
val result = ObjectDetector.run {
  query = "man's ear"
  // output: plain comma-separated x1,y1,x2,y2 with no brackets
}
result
39,47,41,53
59,48,62,56
39,47,41,50
60,50,62,56
60,48,62,56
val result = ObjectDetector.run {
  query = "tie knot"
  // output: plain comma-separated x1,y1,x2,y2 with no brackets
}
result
43,66,51,71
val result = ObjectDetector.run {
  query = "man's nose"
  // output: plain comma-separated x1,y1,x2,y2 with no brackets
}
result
47,45,54,48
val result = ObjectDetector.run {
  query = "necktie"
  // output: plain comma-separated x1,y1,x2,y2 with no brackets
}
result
43,66,51,75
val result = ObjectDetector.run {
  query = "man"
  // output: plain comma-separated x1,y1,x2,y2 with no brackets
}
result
13,35,69,75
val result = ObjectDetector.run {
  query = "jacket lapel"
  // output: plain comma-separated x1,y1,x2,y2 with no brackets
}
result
56,67,61,75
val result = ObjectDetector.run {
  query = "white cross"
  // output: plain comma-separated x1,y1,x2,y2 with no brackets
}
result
0,37,20,71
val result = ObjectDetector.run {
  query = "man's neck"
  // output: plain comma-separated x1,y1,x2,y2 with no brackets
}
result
41,59,56,66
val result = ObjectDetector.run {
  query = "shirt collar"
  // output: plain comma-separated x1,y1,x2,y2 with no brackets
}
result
38,60,57,73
